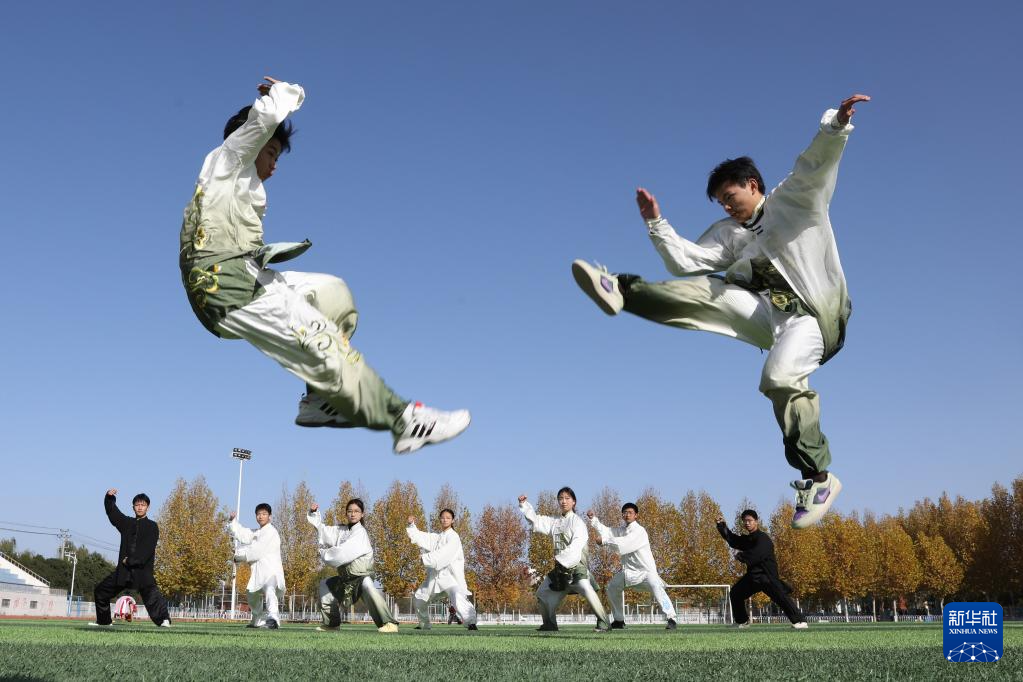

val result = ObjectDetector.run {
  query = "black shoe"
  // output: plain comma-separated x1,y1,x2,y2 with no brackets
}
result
264,618,280,630
610,620,626,630
536,624,559,632
467,624,478,631
666,619,677,630
245,624,257,628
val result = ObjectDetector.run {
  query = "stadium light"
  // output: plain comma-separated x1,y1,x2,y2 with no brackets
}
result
229,448,252,620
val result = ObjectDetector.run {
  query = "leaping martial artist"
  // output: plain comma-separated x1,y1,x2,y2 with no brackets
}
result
406,510,478,631
587,502,678,630
307,500,399,633
571,94,870,528
519,488,611,632
229,503,285,629
179,76,470,454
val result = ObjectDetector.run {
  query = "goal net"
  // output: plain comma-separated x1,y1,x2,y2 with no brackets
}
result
618,584,732,624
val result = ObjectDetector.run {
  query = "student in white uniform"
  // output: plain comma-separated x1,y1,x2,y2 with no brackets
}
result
407,509,478,631
229,502,286,629
572,94,871,528
519,487,611,632
179,75,470,455
307,499,399,633
588,502,677,630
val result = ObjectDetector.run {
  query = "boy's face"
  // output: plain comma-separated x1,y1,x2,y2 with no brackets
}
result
621,508,638,524
255,139,283,182
255,510,271,527
714,180,762,224
742,515,759,533
133,500,149,518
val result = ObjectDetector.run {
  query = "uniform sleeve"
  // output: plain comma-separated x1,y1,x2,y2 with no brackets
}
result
553,515,588,568
422,533,461,571
328,525,373,566
222,81,305,170
589,516,613,544
104,494,129,531
307,511,342,547
406,524,438,551
228,518,255,544
607,524,648,556
648,217,740,275
716,521,749,550
769,109,851,211
520,501,554,535
238,525,280,563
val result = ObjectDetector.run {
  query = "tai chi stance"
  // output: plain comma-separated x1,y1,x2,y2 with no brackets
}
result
573,94,870,527
520,488,611,632
716,510,807,629
588,502,678,630
179,76,469,454
407,510,478,630
229,503,285,629
308,499,399,633
91,490,170,628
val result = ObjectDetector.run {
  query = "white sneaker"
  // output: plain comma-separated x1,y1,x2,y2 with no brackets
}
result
316,624,340,632
159,620,171,628
393,402,471,455
571,260,623,315
295,393,352,428
88,622,112,627
378,622,399,633
733,622,751,629
790,472,843,529
792,622,809,630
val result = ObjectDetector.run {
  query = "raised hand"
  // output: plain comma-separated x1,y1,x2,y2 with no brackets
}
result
407,515,416,525
106,488,117,496
586,510,595,519
836,94,871,125
309,502,319,513
518,495,528,504
229,511,237,521
636,188,661,221
257,76,282,96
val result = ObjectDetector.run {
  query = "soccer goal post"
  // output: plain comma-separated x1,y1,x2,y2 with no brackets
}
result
618,584,732,625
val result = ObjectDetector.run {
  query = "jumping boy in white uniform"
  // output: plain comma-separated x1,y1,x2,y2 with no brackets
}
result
572,95,870,528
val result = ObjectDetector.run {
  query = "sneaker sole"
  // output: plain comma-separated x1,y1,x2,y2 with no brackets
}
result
394,413,471,455
791,476,843,529
571,261,621,316
295,416,354,429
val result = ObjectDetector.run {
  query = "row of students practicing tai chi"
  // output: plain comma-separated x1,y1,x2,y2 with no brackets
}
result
95,487,806,631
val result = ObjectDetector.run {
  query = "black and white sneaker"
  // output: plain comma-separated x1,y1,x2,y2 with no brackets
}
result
666,618,677,630
393,402,471,455
295,393,353,428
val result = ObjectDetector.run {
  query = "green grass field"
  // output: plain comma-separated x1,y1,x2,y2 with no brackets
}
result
1,620,1020,681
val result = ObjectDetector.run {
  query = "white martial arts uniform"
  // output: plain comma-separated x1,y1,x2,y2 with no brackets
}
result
406,523,477,628
228,518,286,627
589,517,676,622
307,511,397,629
520,501,610,629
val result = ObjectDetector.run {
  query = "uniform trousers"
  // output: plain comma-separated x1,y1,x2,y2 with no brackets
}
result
605,572,677,622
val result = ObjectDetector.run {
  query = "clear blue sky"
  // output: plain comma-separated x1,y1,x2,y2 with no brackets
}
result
2,1,1021,560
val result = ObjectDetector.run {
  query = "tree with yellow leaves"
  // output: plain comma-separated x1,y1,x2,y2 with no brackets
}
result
525,489,556,586
370,480,425,598
155,477,232,600
916,532,963,610
871,516,922,620
324,480,369,525
586,486,622,589
470,504,529,613
430,483,475,592
275,481,320,599
770,501,827,610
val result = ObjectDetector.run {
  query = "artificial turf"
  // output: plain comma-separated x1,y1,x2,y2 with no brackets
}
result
1,619,1020,681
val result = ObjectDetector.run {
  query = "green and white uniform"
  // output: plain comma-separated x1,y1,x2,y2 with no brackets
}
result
307,510,397,629
624,109,855,476
520,501,610,629
179,80,407,431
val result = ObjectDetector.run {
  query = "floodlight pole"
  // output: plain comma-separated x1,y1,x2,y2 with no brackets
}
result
229,447,252,620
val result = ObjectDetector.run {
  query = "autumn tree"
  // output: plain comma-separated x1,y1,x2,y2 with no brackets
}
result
275,481,320,598
819,512,872,620
155,477,232,600
916,532,963,610
871,516,922,619
470,504,530,612
525,489,556,585
324,480,369,525
370,480,425,599
586,486,622,589
770,501,828,609
430,482,476,592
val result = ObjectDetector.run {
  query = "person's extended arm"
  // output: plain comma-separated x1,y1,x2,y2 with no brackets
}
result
519,497,554,535
104,490,130,531
422,533,461,571
716,520,748,550
771,94,870,209
306,507,341,547
237,525,280,563
639,189,739,275
223,76,305,170
325,525,373,566
588,515,614,544
228,517,255,545
606,524,648,555
406,519,438,552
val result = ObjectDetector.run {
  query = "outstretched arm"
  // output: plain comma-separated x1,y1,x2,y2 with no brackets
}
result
772,94,871,209
104,490,130,531
223,75,305,169
639,188,740,275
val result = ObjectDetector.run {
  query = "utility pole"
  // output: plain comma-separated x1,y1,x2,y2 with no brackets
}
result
62,535,78,617
229,447,252,620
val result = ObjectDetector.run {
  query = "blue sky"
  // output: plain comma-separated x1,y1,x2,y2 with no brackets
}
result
2,1,1021,560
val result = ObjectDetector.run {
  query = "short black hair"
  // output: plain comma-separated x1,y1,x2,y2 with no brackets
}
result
706,157,765,200
741,509,759,521
439,508,456,519
255,503,272,515
132,493,150,506
556,487,577,503
223,106,294,154
622,502,639,515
